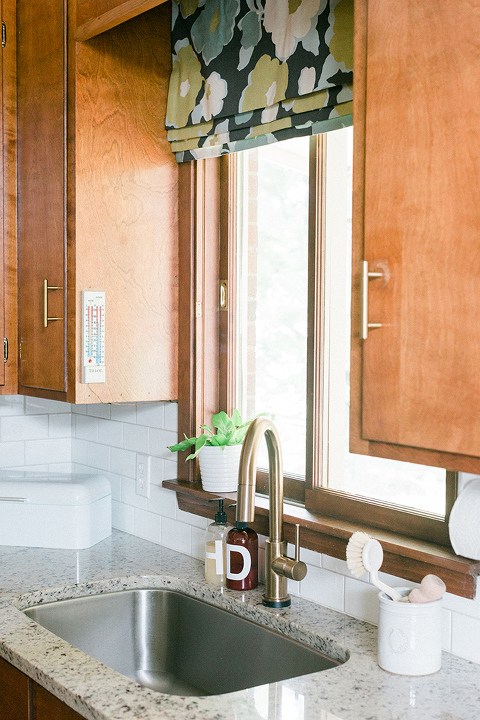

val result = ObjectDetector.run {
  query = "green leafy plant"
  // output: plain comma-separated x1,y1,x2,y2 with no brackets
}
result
168,409,269,461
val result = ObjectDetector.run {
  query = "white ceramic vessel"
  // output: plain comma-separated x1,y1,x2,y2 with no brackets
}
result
198,444,242,492
377,588,442,676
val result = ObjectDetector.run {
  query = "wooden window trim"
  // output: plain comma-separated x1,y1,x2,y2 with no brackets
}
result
163,479,480,600
174,141,472,597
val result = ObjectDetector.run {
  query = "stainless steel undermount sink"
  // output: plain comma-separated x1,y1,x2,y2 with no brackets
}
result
24,588,344,696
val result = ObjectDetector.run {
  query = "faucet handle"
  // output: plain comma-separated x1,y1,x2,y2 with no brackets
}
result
294,524,302,563
271,525,307,582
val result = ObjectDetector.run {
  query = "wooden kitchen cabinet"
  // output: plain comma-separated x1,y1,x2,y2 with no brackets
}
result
0,656,84,720
17,1,178,403
0,656,29,720
351,0,480,473
75,0,169,42
0,0,18,396
31,683,84,720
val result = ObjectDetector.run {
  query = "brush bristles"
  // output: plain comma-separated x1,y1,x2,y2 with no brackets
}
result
346,531,371,578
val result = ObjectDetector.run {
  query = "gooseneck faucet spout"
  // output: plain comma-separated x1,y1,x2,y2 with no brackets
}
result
236,417,307,608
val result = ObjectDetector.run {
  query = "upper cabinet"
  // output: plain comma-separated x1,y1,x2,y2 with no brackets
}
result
351,0,480,472
17,0,178,403
0,0,18,395
75,0,170,42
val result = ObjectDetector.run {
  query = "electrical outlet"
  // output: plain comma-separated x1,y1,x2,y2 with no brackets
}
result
136,454,151,498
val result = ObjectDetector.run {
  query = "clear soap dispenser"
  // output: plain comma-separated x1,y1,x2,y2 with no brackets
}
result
205,498,233,586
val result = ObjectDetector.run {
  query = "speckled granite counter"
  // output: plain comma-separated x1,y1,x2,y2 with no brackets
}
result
0,530,478,720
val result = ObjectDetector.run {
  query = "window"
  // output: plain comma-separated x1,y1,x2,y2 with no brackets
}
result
177,129,456,545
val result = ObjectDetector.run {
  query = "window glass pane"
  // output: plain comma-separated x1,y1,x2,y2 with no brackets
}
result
236,138,310,476
324,126,447,517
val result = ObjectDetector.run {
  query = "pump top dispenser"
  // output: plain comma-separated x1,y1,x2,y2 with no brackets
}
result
204,498,233,586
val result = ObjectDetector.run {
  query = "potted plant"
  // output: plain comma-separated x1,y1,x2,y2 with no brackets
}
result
168,409,266,492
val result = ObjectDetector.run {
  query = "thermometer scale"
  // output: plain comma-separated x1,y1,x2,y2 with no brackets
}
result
82,291,106,383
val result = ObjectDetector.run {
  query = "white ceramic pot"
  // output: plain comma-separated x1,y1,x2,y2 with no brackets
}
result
377,588,442,676
198,444,242,492
448,478,480,560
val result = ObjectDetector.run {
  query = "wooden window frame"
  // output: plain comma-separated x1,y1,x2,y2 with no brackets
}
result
169,151,478,599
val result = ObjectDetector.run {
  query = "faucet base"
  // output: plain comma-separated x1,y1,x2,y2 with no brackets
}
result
262,596,291,608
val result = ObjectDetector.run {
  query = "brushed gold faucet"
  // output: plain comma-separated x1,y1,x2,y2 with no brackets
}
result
237,417,307,607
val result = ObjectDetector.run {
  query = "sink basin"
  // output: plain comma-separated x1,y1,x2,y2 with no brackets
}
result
24,588,343,696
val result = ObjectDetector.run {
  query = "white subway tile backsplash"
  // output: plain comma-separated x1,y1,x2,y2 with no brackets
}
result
1,415,49,442
110,403,137,423
72,438,89,464
191,526,205,561
164,402,178,431
71,404,88,415
442,608,452,652
86,404,111,420
112,500,135,534
0,396,24,415
134,507,162,545
163,458,178,481
345,577,379,624
452,612,480,663
149,456,164,486
443,579,480,619
49,413,73,438
24,438,70,466
147,485,177,519
110,447,137,479
161,517,192,555
136,403,165,429
300,565,345,612
74,414,99,442
123,423,149,454
148,428,177,460
176,507,208,529
25,397,71,414
0,395,477,667
86,442,110,472
121,476,147,510
97,418,123,448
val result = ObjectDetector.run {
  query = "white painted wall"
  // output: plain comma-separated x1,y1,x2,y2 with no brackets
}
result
0,394,478,665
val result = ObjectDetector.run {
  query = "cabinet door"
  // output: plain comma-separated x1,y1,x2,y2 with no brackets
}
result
0,656,29,720
17,0,66,393
353,0,480,467
31,682,84,720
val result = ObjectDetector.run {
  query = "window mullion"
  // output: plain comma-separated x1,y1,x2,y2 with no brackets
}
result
306,134,327,491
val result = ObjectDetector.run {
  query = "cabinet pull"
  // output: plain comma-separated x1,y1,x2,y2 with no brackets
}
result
43,279,64,327
360,261,383,340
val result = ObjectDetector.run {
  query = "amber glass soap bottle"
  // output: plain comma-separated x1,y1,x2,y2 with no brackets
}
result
226,522,258,591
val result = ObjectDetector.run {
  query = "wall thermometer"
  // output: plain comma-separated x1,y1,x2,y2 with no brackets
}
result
82,291,106,383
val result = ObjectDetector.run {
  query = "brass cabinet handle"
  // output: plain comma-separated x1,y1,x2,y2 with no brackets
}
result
360,261,383,340
43,279,64,327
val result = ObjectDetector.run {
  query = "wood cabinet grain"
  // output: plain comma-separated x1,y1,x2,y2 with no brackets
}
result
351,0,480,471
31,682,84,720
17,0,66,393
0,656,29,720
0,655,85,720
75,0,169,42
17,2,178,403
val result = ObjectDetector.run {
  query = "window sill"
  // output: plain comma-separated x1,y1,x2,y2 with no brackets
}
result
162,479,480,599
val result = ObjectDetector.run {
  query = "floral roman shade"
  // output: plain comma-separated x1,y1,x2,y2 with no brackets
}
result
166,0,353,162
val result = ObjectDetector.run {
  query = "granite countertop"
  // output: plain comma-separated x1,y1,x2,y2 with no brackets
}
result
0,530,479,720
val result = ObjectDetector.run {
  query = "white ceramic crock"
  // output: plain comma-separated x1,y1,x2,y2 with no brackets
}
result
377,588,442,676
198,444,242,492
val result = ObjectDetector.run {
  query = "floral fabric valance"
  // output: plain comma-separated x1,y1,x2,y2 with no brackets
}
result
166,0,353,163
